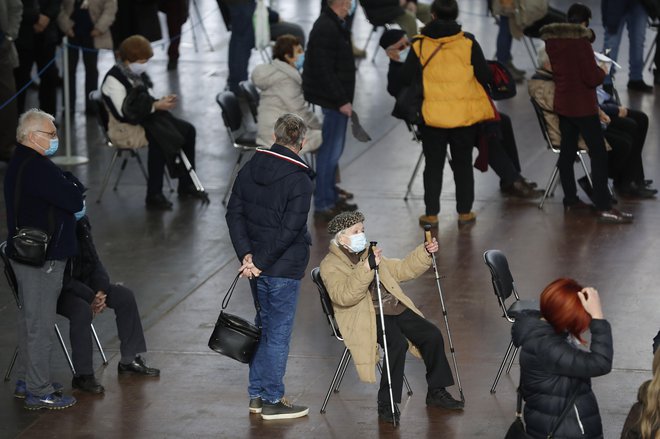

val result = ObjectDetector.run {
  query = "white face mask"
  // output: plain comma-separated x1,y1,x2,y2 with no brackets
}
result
129,62,148,75
398,47,410,63
346,232,367,253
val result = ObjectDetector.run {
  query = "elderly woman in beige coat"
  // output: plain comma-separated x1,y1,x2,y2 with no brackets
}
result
251,34,322,154
319,211,463,423
58,0,117,114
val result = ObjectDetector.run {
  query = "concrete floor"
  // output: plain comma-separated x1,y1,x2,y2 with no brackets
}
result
0,0,658,437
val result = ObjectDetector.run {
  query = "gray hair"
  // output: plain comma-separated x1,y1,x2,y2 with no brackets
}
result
537,46,550,70
17,108,55,143
273,113,307,150
331,230,345,247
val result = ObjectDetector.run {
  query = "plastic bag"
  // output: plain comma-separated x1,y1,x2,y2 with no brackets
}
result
253,0,270,51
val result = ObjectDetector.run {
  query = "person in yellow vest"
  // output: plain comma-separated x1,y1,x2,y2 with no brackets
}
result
399,0,495,227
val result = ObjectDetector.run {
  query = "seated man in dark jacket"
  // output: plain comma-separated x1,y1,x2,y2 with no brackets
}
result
380,29,541,200
57,216,159,394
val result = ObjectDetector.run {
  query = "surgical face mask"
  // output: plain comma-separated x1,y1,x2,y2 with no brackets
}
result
398,47,410,63
36,133,59,156
129,62,148,75
349,0,357,15
294,52,305,71
346,232,367,253
74,200,86,221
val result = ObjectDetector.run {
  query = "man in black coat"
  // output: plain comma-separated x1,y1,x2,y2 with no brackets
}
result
56,216,159,394
303,0,357,220
225,113,313,421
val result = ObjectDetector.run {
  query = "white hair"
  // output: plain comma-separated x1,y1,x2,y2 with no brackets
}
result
17,109,55,143
331,230,345,247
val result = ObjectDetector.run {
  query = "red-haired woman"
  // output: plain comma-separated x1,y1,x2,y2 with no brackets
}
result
512,279,613,438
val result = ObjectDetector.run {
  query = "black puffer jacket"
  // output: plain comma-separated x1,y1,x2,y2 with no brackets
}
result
360,0,407,26
512,310,613,439
303,8,355,110
225,144,314,280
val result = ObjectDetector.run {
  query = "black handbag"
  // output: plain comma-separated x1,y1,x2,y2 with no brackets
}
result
392,38,443,124
505,383,580,439
10,157,53,267
208,273,261,364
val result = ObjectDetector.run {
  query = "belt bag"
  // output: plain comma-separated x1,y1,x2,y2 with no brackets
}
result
208,273,261,364
11,228,50,267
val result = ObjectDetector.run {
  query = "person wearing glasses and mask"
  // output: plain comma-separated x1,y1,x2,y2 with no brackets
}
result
4,108,85,410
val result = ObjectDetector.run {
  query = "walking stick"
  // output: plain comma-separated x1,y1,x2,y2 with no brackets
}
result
370,242,398,427
423,226,465,403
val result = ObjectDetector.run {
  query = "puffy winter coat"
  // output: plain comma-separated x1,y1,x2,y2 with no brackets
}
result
57,0,117,50
251,59,322,153
225,144,314,280
540,23,604,118
512,310,613,439
303,7,355,110
319,243,430,383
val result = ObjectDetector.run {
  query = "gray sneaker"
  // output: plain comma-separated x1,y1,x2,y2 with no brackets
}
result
249,397,263,414
261,397,309,420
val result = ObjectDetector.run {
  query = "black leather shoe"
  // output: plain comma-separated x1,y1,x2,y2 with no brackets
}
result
426,388,464,410
501,179,544,199
596,208,634,224
616,182,657,199
178,186,210,203
377,400,400,423
627,80,654,93
72,374,105,394
146,193,173,210
118,356,160,377
564,199,593,212
336,199,358,212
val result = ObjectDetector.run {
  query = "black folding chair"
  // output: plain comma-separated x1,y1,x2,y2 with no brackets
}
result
238,80,260,123
311,267,412,414
483,250,539,394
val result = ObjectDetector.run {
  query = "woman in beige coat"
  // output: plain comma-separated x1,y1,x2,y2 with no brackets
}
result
251,34,322,154
58,0,117,114
319,211,463,423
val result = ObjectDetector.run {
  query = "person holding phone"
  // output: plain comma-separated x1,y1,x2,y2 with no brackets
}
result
512,279,613,438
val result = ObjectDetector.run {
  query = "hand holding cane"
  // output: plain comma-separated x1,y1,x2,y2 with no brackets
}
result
424,225,465,404
370,241,398,427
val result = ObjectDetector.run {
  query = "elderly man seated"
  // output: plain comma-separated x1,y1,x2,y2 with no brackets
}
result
319,211,463,423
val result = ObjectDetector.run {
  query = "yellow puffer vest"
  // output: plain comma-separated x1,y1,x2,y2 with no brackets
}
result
413,32,495,128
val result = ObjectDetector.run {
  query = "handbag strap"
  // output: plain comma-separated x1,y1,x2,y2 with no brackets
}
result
417,38,444,70
13,155,54,234
221,273,241,310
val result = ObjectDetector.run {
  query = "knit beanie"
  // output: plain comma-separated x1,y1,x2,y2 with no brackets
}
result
118,35,154,62
328,211,365,235
379,29,407,50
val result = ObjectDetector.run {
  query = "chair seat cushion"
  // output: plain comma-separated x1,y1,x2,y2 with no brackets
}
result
507,299,540,319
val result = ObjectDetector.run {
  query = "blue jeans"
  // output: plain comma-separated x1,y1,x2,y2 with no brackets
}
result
314,108,348,211
496,16,513,64
602,1,648,83
248,276,301,404
227,1,256,94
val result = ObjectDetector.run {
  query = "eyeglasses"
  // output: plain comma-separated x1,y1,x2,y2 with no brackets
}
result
35,130,57,139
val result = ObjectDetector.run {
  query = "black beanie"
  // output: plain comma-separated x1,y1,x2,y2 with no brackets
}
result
379,29,407,50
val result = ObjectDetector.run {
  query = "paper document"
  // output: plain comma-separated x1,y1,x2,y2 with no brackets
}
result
594,52,622,69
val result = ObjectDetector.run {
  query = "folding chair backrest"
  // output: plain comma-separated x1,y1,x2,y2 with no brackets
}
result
483,250,517,308
88,90,114,147
0,242,20,308
238,80,260,122
215,91,243,132
311,267,343,341
530,98,558,152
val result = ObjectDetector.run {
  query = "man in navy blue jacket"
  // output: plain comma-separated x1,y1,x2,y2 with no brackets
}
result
4,109,84,410
226,113,313,421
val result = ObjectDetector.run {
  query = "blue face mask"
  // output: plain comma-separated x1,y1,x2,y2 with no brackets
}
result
294,52,305,71
346,232,367,253
74,200,86,221
37,135,59,156
350,0,357,15
398,47,410,63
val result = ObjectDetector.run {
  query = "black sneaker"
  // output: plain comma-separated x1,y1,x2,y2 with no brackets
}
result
249,397,263,414
72,374,105,394
260,397,309,420
426,388,464,410
627,80,653,93
377,400,400,423
146,193,173,210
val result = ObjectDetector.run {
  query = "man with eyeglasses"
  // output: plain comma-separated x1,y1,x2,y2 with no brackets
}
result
4,108,85,410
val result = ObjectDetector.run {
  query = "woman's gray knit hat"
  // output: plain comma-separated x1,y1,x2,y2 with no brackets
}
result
327,211,365,235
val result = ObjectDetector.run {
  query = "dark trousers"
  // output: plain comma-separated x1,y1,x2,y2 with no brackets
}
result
227,1,256,94
604,109,647,186
14,35,58,115
421,124,476,215
558,115,610,210
146,114,196,196
0,45,18,159
66,34,98,112
57,284,147,375
376,309,454,404
161,0,189,61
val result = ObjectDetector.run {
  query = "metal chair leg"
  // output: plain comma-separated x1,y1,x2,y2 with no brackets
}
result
334,349,353,392
523,37,539,69
505,346,519,374
133,150,149,182
96,149,120,203
578,153,593,188
491,339,515,394
320,347,351,414
404,151,424,201
113,157,129,191
91,323,108,366
4,346,18,381
54,323,76,376
538,166,559,209
222,151,245,206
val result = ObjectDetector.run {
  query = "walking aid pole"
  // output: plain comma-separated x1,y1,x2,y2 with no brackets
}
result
423,226,465,403
370,242,398,427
